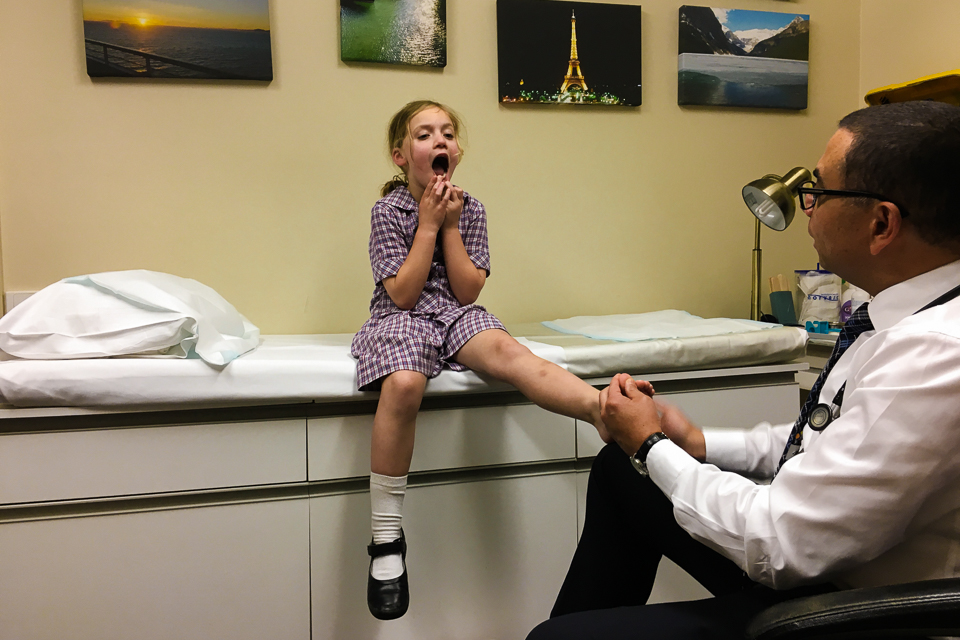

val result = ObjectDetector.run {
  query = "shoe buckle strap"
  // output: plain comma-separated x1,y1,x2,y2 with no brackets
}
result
368,538,405,557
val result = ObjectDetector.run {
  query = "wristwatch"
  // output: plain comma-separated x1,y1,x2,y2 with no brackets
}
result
630,432,669,476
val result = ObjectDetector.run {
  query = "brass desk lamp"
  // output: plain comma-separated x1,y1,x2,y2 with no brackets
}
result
741,167,812,320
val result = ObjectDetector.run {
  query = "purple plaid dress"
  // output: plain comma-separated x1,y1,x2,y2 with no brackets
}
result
351,186,506,390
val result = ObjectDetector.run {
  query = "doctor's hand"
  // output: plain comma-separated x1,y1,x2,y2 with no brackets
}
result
655,400,706,461
600,374,664,456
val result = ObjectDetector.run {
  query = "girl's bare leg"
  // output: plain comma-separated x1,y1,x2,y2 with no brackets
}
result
368,369,427,611
371,370,427,477
454,330,610,439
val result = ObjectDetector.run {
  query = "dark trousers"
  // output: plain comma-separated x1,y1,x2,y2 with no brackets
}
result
526,443,834,640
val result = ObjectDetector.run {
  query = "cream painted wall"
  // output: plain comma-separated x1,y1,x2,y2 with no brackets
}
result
0,1,859,334
860,0,960,102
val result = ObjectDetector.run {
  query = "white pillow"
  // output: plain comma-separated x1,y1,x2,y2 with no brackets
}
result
0,270,260,366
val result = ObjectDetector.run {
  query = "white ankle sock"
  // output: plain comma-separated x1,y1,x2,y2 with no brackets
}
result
370,472,407,580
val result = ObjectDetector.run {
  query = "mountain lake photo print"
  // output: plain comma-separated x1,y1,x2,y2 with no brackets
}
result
340,0,447,67
82,0,273,80
497,0,642,107
678,6,809,109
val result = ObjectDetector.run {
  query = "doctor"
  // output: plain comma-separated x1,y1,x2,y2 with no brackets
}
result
527,101,960,640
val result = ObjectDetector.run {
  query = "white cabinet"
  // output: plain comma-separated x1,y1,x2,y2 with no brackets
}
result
0,363,802,639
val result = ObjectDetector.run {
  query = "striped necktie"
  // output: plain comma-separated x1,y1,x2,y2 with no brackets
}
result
776,303,874,473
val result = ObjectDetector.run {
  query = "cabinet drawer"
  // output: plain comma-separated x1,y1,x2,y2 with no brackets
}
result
0,499,311,640
308,403,575,481
0,419,307,504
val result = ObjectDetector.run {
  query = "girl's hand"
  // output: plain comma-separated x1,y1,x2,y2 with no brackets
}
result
442,181,464,230
418,175,449,233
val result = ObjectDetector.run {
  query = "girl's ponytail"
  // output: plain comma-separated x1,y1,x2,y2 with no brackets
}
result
381,173,408,198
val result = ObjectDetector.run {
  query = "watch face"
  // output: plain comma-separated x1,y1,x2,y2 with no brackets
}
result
630,454,649,476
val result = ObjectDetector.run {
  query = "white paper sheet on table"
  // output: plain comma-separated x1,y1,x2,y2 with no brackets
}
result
542,310,779,342
0,323,806,408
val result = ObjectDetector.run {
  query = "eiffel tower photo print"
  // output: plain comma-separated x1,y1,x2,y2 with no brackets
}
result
497,0,642,107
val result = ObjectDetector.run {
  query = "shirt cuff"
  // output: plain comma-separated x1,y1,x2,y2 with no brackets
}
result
703,429,749,471
647,439,701,497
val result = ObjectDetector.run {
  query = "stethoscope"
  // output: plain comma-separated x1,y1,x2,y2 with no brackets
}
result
807,281,960,432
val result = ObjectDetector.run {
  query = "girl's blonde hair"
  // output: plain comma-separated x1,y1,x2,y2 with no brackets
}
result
380,100,466,197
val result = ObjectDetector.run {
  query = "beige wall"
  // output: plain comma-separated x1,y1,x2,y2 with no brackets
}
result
0,1,860,334
860,0,960,102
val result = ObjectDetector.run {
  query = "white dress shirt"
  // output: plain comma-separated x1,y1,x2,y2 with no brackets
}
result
647,259,960,590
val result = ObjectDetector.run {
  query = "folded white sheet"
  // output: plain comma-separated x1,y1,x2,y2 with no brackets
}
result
543,310,778,342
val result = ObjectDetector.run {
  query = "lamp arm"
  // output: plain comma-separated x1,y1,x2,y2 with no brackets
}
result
781,167,814,191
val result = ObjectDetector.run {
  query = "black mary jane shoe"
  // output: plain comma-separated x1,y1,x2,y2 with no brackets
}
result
367,530,409,620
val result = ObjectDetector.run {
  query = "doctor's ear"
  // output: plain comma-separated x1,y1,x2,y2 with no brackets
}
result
868,201,903,256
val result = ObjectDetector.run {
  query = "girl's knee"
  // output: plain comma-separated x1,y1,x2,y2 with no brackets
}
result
489,332,532,364
381,370,427,404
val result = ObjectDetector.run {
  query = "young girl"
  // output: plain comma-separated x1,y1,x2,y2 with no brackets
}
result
352,100,617,620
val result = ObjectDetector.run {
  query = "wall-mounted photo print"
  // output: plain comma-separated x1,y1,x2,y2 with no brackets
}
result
678,6,809,110
497,0,642,107
82,0,273,80
340,0,447,67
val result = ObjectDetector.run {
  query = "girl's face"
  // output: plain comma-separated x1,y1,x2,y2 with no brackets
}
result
392,107,460,195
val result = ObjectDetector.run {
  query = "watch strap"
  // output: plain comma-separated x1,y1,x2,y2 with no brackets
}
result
635,432,669,463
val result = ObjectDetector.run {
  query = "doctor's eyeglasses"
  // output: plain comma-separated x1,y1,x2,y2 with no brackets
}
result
796,183,910,218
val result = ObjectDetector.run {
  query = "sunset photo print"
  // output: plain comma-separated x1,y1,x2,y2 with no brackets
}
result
82,0,273,80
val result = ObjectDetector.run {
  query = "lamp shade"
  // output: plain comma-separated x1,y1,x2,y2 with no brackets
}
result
741,167,813,231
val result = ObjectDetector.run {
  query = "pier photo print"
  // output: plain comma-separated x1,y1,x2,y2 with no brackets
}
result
82,0,273,81
497,0,642,107
678,6,809,109
340,0,447,68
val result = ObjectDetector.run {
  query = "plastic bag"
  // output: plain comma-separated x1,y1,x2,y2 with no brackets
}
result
795,269,841,323
840,283,871,322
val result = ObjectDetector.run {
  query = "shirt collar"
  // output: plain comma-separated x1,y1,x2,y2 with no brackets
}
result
382,186,418,212
868,258,960,331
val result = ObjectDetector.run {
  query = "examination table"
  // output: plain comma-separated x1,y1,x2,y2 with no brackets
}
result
0,323,807,640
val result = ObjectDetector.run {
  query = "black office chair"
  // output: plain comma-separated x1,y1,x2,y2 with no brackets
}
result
746,577,960,639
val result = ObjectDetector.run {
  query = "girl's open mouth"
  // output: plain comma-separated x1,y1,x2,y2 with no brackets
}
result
432,155,449,176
